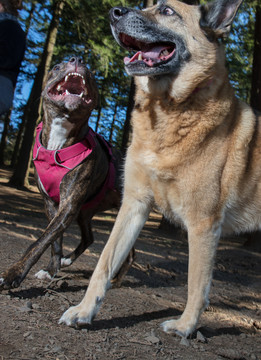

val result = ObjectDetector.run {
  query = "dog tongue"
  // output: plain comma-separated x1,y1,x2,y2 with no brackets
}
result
124,45,172,67
143,45,166,59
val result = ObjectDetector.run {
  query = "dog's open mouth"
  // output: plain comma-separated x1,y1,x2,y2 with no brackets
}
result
120,33,176,67
48,72,92,105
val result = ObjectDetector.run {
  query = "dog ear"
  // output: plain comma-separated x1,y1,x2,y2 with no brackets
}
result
199,0,243,39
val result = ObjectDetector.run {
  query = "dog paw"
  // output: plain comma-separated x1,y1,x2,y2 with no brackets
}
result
161,318,195,338
61,258,72,268
0,273,22,290
0,277,5,289
34,270,52,281
59,305,94,327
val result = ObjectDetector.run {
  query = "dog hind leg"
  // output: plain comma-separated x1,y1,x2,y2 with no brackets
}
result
35,235,63,281
61,212,94,267
111,247,135,287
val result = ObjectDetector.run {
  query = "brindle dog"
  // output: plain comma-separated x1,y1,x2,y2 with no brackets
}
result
59,1,260,338
0,57,134,289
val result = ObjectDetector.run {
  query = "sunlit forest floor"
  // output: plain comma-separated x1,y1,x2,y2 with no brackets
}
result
0,166,260,360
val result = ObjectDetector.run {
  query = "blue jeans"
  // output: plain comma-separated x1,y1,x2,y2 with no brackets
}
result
0,75,14,116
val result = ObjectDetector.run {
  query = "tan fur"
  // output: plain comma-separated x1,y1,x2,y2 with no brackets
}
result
59,0,260,337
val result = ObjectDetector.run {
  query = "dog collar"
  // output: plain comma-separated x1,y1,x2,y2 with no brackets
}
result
33,122,116,208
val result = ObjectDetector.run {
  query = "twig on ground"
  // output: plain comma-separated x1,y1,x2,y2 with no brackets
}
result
44,288,74,306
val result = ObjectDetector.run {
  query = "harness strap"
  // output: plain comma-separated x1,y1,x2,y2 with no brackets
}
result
33,122,116,209
56,129,97,163
33,123,96,163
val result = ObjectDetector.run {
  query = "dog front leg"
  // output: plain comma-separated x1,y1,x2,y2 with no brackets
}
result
161,220,221,338
35,198,63,281
0,205,79,290
59,198,151,327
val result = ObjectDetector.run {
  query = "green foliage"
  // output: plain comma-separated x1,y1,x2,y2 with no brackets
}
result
8,0,259,155
51,0,137,146
226,0,256,103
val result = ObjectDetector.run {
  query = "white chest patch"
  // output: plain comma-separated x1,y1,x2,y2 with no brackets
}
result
47,117,74,150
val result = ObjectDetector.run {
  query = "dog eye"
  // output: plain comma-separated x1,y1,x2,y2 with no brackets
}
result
160,6,175,16
53,65,60,71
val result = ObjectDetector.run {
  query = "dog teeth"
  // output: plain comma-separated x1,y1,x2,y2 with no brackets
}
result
57,84,61,91
138,53,143,61
161,49,170,57
79,92,84,98
65,89,70,95
65,72,85,83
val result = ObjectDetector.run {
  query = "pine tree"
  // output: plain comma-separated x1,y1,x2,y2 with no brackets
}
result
9,0,65,187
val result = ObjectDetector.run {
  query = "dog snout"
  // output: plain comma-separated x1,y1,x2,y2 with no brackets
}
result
110,7,129,24
68,57,84,67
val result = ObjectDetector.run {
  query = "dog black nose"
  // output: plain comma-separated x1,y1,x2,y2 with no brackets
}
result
69,57,84,66
110,7,129,23
69,57,77,64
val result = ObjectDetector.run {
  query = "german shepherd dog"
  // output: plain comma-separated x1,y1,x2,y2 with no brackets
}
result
0,57,134,290
59,0,260,336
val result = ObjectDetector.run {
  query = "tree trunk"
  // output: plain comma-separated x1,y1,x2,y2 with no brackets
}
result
95,83,104,132
24,1,36,37
0,110,12,165
9,2,37,168
9,0,64,188
121,78,135,153
0,3,37,166
182,0,199,4
250,3,261,111
95,106,102,133
109,103,117,143
10,112,25,167
244,4,261,252
143,0,154,7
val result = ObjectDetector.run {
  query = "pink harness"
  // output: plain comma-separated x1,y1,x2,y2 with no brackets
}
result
33,122,116,210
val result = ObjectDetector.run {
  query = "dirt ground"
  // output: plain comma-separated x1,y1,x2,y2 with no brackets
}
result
0,166,260,360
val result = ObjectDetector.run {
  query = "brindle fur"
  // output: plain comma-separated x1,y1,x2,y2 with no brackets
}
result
58,1,260,337
0,57,134,290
